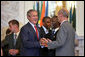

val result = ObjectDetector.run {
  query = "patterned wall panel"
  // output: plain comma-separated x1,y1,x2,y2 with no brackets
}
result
1,1,19,40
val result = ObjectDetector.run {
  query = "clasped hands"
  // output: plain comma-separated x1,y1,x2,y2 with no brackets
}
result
40,38,52,47
9,49,19,55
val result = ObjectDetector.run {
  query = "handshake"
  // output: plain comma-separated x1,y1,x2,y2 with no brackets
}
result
40,38,52,47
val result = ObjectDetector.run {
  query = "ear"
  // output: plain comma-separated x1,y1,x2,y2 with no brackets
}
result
27,16,29,19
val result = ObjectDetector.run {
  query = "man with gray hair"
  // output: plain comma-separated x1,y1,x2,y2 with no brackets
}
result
40,8,75,56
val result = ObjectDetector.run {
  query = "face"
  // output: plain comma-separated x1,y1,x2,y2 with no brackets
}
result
28,11,38,25
52,17,57,26
58,13,63,23
43,18,51,29
9,23,15,32
52,17,59,28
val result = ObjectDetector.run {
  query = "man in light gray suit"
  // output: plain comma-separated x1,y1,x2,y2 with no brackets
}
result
40,8,75,56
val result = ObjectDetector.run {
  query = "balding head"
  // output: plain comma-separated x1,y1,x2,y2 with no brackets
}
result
58,8,69,18
27,9,37,17
58,8,69,23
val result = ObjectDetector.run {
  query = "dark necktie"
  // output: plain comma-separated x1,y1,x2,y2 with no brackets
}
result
52,29,55,35
14,34,17,46
34,26,39,40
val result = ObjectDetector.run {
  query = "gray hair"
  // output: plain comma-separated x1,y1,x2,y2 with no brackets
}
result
27,9,37,16
58,8,69,18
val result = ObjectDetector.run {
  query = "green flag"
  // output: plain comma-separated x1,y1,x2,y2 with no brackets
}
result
72,5,76,31
69,5,72,24
38,1,43,24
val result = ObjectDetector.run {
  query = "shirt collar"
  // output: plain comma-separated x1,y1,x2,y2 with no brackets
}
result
53,27,59,34
60,20,67,26
29,21,35,28
29,21,37,32
55,27,59,32
42,26,49,34
14,31,20,39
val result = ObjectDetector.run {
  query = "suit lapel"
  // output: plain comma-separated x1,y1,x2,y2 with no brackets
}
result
27,22,38,41
41,27,45,34
9,33,15,48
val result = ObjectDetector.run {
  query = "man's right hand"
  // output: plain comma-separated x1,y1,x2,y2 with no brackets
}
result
9,49,19,55
9,49,15,55
40,38,48,47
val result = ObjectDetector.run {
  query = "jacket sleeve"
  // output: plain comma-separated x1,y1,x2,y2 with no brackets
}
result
47,25,67,49
1,36,9,47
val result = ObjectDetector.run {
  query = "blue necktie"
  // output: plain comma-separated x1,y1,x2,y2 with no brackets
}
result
14,34,17,46
52,29,55,35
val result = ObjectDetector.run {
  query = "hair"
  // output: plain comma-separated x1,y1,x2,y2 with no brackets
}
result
58,8,69,18
42,16,51,22
27,9,37,17
6,28,11,35
52,16,58,19
8,19,19,27
52,16,58,22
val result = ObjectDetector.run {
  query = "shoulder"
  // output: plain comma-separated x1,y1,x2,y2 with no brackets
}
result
4,33,13,41
61,21,70,29
6,33,13,38
22,22,29,28
21,22,30,30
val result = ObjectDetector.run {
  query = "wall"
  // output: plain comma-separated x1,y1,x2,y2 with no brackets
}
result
1,1,34,41
76,1,84,36
1,1,21,41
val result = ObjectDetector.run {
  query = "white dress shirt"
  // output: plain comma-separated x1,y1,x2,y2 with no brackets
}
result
42,26,49,34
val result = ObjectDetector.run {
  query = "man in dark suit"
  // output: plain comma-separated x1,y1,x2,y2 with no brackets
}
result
51,16,60,41
2,20,21,56
40,17,51,38
20,9,41,56
39,17,51,56
46,16,60,56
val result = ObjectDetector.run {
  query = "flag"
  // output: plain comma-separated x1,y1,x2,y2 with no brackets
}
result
33,1,49,27
72,5,76,31
38,1,43,24
40,1,45,27
36,1,39,25
69,5,72,24
45,1,48,17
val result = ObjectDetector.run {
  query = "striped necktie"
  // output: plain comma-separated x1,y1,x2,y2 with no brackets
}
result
34,26,39,40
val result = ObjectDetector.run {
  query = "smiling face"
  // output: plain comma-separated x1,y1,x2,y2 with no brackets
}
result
27,11,38,25
44,18,51,29
52,16,60,29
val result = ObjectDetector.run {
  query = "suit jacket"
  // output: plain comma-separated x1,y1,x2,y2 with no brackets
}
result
39,27,46,38
39,26,58,56
47,21,75,56
47,29,59,56
39,26,52,40
2,33,21,56
39,27,48,56
20,22,41,56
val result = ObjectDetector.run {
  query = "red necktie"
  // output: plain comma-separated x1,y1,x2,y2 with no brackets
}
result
34,26,39,40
